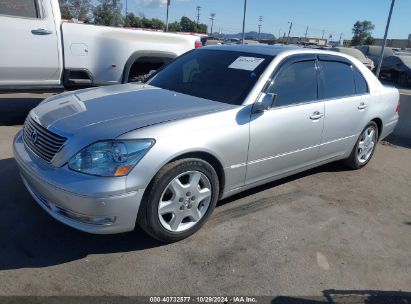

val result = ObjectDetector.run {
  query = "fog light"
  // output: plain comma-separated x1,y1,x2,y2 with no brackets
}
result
55,206,116,226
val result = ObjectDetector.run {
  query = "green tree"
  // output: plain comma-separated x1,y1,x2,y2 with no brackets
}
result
58,0,91,21
126,12,141,27
93,0,123,26
351,20,375,46
195,23,207,34
180,16,196,32
150,18,165,30
168,21,181,32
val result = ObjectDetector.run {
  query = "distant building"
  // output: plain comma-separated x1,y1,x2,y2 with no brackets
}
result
277,36,328,46
372,35,411,49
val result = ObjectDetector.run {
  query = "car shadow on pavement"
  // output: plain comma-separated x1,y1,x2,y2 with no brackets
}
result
0,156,353,271
0,157,164,271
383,134,411,149
218,160,352,207
0,94,46,125
271,289,411,303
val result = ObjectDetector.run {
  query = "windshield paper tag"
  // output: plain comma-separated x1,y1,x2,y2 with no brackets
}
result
228,57,265,71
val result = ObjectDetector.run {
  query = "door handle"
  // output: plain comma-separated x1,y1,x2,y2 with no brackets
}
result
31,28,53,35
358,102,367,110
310,111,324,120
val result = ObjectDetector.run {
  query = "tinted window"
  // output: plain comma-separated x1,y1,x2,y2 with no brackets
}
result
267,60,317,107
353,67,368,94
0,0,39,18
320,61,355,99
148,49,273,105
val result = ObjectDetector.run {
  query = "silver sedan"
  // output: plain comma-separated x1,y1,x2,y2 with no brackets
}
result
13,45,399,242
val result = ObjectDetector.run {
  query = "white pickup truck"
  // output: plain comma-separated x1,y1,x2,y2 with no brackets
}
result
0,0,200,91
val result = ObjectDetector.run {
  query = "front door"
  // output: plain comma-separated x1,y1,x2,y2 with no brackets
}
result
246,57,325,184
0,0,61,87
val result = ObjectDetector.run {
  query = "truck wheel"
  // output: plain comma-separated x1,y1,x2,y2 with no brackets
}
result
344,122,378,169
137,158,219,242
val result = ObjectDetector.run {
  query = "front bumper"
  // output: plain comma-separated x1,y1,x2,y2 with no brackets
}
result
13,130,145,234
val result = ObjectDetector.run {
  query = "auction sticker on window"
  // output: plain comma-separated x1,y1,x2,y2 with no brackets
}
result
228,56,265,71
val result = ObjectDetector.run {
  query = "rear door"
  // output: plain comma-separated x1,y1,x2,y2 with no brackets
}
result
317,55,371,161
246,55,325,184
0,0,61,87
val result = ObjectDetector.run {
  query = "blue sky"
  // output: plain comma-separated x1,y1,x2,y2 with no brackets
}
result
123,0,411,40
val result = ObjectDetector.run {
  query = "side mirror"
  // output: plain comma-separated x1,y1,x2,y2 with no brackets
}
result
252,93,277,114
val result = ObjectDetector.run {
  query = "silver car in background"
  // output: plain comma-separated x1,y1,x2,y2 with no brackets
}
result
13,45,399,242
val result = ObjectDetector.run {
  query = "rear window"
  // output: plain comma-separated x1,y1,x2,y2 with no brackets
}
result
0,0,39,18
148,49,274,105
353,67,368,94
320,61,356,99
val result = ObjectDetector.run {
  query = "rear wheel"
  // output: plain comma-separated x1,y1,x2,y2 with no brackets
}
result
137,158,219,242
345,122,378,169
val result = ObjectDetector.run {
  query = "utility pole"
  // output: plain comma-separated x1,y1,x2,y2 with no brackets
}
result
286,21,292,44
322,30,325,39
258,16,263,40
165,0,170,32
196,6,201,26
339,33,343,45
125,0,128,27
241,0,247,44
376,0,396,77
305,26,308,38
209,13,216,36
112,0,117,26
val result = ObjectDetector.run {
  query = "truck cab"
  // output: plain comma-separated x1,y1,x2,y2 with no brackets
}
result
0,0,199,91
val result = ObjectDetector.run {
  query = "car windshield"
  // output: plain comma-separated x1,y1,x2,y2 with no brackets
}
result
147,49,274,105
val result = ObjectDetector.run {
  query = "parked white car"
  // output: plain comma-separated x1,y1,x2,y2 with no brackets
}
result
0,0,200,91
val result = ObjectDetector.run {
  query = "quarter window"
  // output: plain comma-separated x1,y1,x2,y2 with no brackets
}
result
353,67,368,94
320,61,356,99
267,60,318,107
0,0,39,18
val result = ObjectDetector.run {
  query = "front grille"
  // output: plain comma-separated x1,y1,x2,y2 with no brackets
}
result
23,115,67,162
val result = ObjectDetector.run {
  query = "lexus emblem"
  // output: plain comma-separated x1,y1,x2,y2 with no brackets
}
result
30,130,38,144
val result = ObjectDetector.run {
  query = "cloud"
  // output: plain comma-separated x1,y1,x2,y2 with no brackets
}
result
133,0,169,8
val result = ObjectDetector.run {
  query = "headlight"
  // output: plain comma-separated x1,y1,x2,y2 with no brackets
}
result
68,140,154,177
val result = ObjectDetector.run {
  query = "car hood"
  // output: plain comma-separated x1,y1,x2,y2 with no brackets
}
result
31,84,234,137
30,84,236,166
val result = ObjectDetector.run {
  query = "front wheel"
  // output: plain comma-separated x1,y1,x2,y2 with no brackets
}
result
137,158,219,242
345,122,378,169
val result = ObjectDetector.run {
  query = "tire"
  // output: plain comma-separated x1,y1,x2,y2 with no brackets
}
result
137,158,219,242
344,121,378,169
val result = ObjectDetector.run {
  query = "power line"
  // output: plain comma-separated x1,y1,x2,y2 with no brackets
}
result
210,13,216,36
241,0,247,44
196,6,201,26
286,21,293,44
258,16,263,40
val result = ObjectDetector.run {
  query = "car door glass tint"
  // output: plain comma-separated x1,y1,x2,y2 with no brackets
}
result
321,61,355,99
353,67,368,94
0,0,39,18
268,60,317,107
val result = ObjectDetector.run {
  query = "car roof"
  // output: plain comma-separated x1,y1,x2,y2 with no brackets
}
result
203,44,300,56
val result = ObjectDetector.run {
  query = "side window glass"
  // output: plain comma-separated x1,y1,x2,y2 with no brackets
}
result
0,0,39,18
267,60,317,107
320,61,356,99
353,66,369,94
